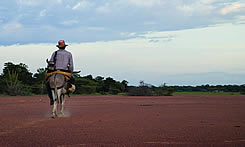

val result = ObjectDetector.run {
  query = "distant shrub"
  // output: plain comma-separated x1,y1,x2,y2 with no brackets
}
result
75,85,96,94
240,86,245,95
127,86,153,96
154,85,175,96
109,88,121,95
19,84,32,96
6,83,32,96
240,91,245,95
31,83,46,95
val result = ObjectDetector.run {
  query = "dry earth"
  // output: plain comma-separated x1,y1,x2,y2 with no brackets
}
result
0,95,245,147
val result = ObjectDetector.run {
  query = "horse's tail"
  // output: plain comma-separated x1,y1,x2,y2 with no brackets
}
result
54,74,59,104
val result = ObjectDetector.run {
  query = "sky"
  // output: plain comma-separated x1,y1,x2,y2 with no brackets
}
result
0,0,245,86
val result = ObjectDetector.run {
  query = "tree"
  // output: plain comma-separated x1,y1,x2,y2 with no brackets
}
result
5,69,20,96
95,76,105,93
3,62,33,85
73,73,81,78
240,84,245,95
33,68,46,81
104,77,116,92
154,83,175,96
127,81,153,96
84,75,93,81
121,80,128,92
0,75,5,94
2,62,33,95
33,68,46,94
74,76,98,94
95,76,104,82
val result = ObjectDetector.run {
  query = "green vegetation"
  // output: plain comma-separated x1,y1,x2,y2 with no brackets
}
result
0,62,245,96
173,84,245,95
174,92,241,95
127,82,175,96
6,69,19,96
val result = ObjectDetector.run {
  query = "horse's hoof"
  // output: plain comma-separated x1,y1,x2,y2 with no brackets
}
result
51,113,57,118
60,113,65,117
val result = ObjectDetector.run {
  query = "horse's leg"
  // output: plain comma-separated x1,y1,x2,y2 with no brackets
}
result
60,94,65,116
51,90,58,118
56,89,63,116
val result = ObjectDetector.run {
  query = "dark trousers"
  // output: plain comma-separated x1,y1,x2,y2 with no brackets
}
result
46,82,53,105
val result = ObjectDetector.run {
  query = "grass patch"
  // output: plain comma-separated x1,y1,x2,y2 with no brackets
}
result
71,93,107,96
0,94,9,97
174,92,241,95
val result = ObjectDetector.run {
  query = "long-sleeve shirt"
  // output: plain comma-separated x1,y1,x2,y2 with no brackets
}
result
50,49,74,72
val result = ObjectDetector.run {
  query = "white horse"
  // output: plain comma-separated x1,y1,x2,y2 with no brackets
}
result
48,73,68,118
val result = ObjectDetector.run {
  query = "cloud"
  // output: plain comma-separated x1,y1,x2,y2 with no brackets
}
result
144,21,157,25
124,0,163,8
1,23,245,85
17,0,41,6
220,2,245,15
120,32,137,37
1,0,245,45
87,27,105,31
3,23,22,32
56,0,63,4
234,15,245,24
96,3,111,14
60,20,79,26
72,0,93,10
39,9,47,17
141,33,176,43
177,1,216,16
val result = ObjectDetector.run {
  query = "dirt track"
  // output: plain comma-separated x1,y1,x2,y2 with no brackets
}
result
0,95,245,147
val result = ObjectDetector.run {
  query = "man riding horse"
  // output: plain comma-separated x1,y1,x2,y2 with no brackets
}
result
46,40,75,105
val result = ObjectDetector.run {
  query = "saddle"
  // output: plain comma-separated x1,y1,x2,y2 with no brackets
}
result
45,70,72,81
46,70,75,96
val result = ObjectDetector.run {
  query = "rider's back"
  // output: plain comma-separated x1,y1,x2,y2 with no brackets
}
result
50,49,73,72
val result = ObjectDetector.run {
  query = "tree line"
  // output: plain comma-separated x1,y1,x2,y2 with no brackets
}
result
0,62,174,96
0,62,244,96
173,84,245,93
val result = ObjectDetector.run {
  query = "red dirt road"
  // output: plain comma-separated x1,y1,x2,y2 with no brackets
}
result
0,95,245,147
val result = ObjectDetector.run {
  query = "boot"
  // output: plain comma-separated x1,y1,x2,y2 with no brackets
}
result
67,76,75,96
46,82,54,105
68,84,76,93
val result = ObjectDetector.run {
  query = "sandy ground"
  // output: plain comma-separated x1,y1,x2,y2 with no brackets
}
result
0,95,245,147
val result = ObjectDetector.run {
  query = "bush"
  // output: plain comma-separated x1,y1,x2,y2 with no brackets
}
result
154,86,175,96
127,86,153,96
31,83,46,95
109,88,121,95
0,77,6,94
240,86,245,95
19,84,32,96
5,83,32,96
240,90,245,95
75,85,96,94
